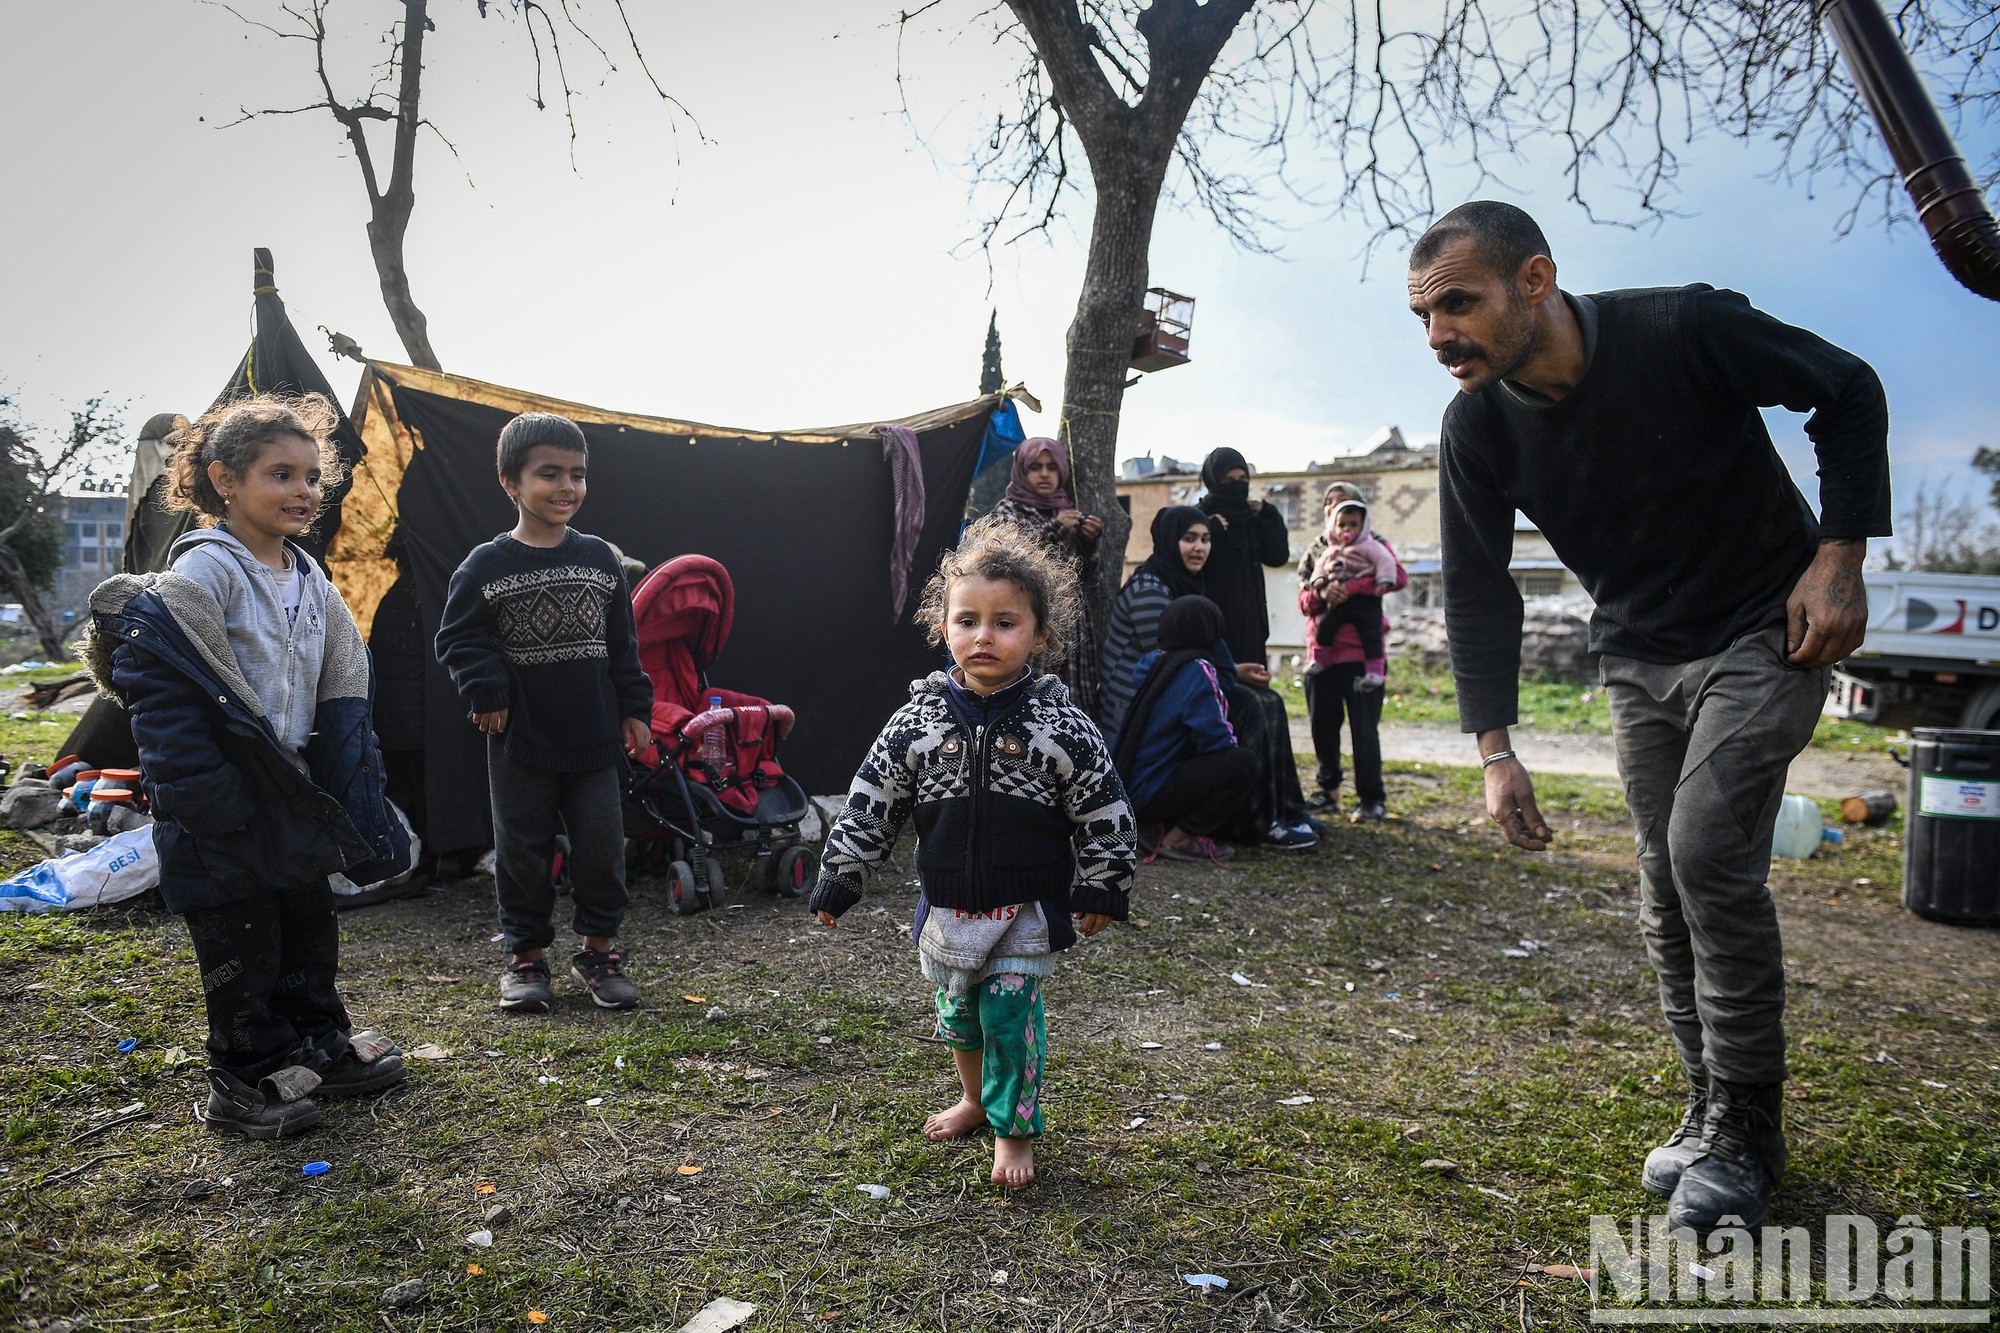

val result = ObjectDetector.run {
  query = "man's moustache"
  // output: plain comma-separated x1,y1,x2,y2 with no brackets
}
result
1437,344,1481,366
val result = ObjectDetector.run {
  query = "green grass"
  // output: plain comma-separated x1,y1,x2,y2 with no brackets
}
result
1811,713,1902,754
2,756,1990,1330
0,662,95,773
1274,659,1612,732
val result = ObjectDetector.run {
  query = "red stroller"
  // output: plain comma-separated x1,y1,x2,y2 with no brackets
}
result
625,555,817,913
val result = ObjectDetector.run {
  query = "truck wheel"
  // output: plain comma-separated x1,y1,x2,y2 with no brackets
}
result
1960,681,2000,731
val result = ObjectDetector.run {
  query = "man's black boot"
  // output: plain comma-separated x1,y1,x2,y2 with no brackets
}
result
1667,1079,1785,1231
1641,1069,1708,1195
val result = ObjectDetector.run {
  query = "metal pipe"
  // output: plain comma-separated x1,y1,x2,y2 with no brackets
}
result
1820,0,2000,302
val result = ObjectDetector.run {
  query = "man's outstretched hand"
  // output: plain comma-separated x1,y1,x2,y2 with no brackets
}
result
1484,754,1553,852
1786,539,1868,668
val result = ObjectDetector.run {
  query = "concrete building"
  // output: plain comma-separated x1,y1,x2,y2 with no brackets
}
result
1114,427,1584,665
55,491,128,623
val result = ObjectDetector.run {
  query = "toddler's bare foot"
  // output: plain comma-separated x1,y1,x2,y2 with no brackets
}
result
991,1135,1036,1188
923,1098,985,1142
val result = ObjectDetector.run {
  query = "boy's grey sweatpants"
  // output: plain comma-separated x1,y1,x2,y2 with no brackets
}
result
1601,625,1827,1089
487,740,629,954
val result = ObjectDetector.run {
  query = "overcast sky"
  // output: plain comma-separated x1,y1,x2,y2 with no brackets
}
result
4,2,1996,535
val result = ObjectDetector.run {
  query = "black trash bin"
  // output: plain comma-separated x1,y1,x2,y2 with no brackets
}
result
1904,727,2000,927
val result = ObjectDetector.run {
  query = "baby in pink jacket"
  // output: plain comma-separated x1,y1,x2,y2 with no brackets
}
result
1309,501,1395,688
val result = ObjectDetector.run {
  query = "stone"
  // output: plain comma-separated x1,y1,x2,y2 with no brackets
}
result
106,806,153,834
1,783,65,830
381,1278,426,1307
483,1204,512,1226
1391,602,1592,681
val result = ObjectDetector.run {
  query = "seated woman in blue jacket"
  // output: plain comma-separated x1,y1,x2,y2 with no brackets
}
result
1109,596,1258,866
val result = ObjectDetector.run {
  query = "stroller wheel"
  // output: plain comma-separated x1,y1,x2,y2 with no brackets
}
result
666,860,700,916
699,857,727,910
774,845,815,899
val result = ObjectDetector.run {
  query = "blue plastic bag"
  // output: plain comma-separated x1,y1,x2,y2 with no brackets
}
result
0,827,158,912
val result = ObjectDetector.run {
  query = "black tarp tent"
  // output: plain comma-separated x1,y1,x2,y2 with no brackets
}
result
68,252,1024,856
332,361,1015,854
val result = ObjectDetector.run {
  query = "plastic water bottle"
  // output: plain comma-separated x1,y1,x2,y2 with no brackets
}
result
1771,794,1829,859
701,695,728,772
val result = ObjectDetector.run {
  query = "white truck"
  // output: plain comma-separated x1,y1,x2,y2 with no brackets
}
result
1827,570,2000,731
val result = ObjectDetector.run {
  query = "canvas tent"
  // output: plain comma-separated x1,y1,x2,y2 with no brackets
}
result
70,251,1029,858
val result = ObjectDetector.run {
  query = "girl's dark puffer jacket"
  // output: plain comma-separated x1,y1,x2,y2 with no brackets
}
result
83,571,410,914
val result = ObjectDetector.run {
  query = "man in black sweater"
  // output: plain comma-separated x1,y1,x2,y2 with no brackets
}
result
1411,201,1889,1232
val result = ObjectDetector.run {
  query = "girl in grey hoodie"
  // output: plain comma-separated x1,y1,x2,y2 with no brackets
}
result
89,394,408,1141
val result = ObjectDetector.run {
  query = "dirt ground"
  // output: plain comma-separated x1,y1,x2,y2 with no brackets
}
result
3,759,1994,1331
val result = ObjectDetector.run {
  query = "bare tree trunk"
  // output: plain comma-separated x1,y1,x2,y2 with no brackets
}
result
1059,165,1163,619
0,543,66,660
1000,0,1254,642
372,0,440,370
369,216,438,371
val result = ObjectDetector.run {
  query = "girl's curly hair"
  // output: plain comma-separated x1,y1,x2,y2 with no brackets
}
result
166,392,345,523
915,512,1081,665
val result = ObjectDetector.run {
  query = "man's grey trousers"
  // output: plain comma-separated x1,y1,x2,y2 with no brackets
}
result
1601,626,1828,1088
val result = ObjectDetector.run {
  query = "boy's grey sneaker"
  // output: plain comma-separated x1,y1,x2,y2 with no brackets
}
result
499,958,553,1013
200,1067,321,1140
1350,802,1387,823
571,948,639,1010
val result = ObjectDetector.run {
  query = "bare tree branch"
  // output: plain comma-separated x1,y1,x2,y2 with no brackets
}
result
903,1,1998,265
210,0,705,366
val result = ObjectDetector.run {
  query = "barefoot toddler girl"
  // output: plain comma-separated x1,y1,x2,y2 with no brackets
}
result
810,516,1135,1187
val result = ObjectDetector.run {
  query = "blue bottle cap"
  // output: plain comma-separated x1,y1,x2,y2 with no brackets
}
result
116,1037,138,1054
302,1161,331,1176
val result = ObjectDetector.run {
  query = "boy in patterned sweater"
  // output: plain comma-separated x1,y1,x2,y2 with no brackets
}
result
436,413,653,1014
